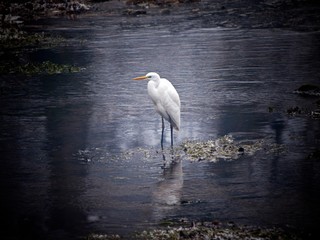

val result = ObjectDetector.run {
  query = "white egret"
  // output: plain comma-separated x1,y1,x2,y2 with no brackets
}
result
133,72,180,148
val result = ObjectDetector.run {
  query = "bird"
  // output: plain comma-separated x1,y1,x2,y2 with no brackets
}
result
133,72,180,148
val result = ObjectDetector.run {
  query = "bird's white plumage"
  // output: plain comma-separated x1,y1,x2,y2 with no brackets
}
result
133,72,180,147
146,72,180,130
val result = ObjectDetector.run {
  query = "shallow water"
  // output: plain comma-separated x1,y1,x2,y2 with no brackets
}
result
1,15,320,239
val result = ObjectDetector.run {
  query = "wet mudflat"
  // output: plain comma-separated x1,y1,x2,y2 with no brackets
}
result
1,1,320,239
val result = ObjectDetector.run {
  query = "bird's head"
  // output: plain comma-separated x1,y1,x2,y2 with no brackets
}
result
133,72,160,81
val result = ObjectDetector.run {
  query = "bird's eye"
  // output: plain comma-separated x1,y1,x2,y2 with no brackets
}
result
148,76,152,78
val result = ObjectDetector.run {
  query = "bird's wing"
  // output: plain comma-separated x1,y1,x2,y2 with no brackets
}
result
160,79,181,130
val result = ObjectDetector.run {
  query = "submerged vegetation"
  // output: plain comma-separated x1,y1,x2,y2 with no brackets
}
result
266,84,320,119
0,30,83,77
0,61,83,75
288,84,320,119
0,28,80,76
0,26,83,76
0,28,66,49
0,1,89,76
294,84,320,96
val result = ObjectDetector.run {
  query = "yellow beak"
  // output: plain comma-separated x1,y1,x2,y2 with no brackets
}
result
133,75,148,80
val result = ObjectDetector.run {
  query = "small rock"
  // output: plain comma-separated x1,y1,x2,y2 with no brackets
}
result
287,106,301,115
294,84,320,96
160,8,170,15
307,150,320,160
268,106,274,112
311,110,320,118
238,147,244,153
123,9,147,16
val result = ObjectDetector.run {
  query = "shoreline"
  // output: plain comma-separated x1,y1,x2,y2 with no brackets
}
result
1,0,320,31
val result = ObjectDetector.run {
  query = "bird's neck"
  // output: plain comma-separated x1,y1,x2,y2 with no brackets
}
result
149,79,161,88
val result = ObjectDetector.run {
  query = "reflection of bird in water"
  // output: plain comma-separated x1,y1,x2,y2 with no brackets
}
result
133,72,180,148
152,157,183,220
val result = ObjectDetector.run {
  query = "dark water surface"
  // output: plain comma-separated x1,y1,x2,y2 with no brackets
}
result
1,15,320,239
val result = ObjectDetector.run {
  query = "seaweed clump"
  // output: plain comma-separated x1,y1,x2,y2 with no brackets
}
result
0,28,66,49
182,135,284,162
135,223,304,240
16,61,82,75
85,221,306,239
0,60,83,75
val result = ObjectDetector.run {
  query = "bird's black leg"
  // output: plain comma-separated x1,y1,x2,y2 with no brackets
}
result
170,123,173,148
161,117,164,150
